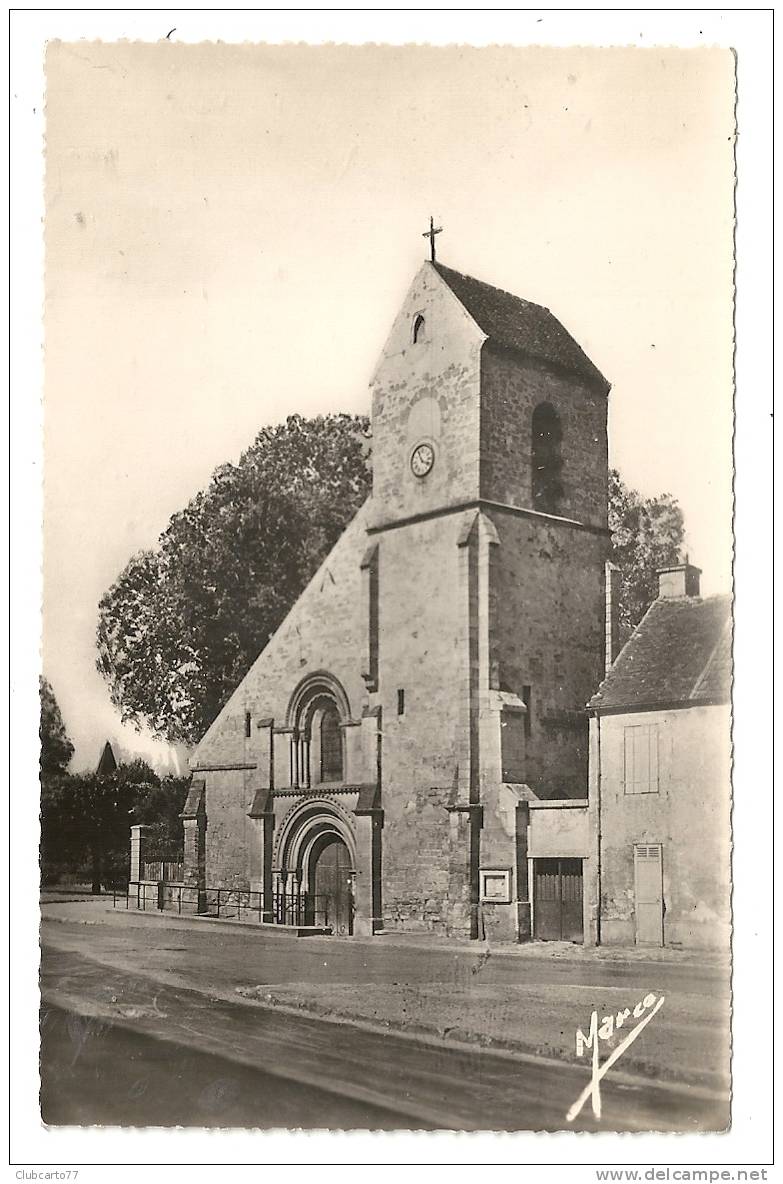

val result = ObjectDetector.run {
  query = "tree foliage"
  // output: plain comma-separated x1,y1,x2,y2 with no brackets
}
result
40,770,138,892
97,414,371,745
608,468,685,641
39,677,74,776
131,776,191,856
40,754,190,891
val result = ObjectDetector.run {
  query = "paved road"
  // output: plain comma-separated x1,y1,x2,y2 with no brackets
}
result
41,1002,419,1129
39,909,730,1132
41,948,727,1132
41,904,730,1080
41,902,728,996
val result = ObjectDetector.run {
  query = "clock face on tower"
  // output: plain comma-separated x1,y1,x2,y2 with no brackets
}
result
410,442,435,478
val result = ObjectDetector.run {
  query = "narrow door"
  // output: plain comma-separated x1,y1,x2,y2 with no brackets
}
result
634,843,663,946
533,858,584,943
559,858,584,942
311,835,353,935
533,858,561,940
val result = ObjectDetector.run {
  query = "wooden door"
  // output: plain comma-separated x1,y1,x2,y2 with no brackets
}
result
559,858,584,942
634,844,663,946
312,836,353,935
533,858,562,940
533,858,584,943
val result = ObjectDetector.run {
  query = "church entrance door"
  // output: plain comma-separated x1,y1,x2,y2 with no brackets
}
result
310,835,354,935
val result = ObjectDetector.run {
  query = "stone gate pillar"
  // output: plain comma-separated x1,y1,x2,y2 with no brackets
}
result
129,824,150,896
128,824,149,904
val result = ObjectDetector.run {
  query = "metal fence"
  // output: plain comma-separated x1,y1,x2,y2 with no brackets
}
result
112,883,336,929
273,887,335,929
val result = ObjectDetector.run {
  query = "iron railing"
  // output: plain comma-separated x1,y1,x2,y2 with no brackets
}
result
112,882,347,930
273,886,335,929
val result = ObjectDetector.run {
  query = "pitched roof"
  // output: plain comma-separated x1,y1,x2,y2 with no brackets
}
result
434,262,609,391
95,740,117,777
589,594,732,713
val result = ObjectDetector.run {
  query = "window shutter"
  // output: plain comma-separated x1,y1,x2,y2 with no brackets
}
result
624,724,661,794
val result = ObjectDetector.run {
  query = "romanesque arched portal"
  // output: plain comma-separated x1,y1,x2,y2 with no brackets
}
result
274,797,357,935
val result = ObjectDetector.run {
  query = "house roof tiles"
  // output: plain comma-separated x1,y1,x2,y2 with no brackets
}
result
589,593,732,713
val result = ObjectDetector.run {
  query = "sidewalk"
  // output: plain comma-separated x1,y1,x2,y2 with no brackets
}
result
40,896,728,967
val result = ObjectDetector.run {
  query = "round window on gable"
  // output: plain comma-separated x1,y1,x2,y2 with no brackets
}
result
412,313,426,344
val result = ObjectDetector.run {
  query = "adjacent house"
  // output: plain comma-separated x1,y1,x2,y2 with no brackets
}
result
586,564,732,950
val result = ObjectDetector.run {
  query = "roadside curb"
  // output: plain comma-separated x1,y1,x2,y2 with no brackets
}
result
40,905,728,970
228,989,730,1099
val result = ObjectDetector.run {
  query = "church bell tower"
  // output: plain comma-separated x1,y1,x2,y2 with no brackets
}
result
366,237,610,940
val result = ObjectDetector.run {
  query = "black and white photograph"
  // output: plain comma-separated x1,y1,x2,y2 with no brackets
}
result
9,8,773,1176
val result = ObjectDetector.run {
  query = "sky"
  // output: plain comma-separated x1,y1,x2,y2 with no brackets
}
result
43,42,736,772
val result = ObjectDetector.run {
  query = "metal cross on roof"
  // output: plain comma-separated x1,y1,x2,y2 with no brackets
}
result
422,215,443,263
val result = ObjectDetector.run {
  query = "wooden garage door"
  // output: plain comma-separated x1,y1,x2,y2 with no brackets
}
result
533,858,584,943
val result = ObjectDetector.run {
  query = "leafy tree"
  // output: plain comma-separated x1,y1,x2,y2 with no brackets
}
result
40,756,188,892
97,414,371,744
116,757,160,788
39,677,74,775
608,468,685,642
40,774,81,881
131,776,191,857
40,770,134,892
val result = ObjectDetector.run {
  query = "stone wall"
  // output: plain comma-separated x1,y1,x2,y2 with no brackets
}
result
194,504,373,886
528,801,590,857
480,344,608,529
193,496,475,933
490,510,608,799
201,768,254,888
372,512,471,933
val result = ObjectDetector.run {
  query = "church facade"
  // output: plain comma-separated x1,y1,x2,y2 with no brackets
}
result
175,259,611,942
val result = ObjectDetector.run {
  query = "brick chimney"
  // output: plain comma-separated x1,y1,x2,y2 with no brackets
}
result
605,562,622,671
657,562,701,599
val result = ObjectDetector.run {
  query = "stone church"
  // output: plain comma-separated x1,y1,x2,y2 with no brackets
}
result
166,255,613,943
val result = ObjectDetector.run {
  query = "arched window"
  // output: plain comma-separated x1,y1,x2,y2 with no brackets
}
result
531,403,564,514
412,314,425,344
319,706,344,783
287,673,351,789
